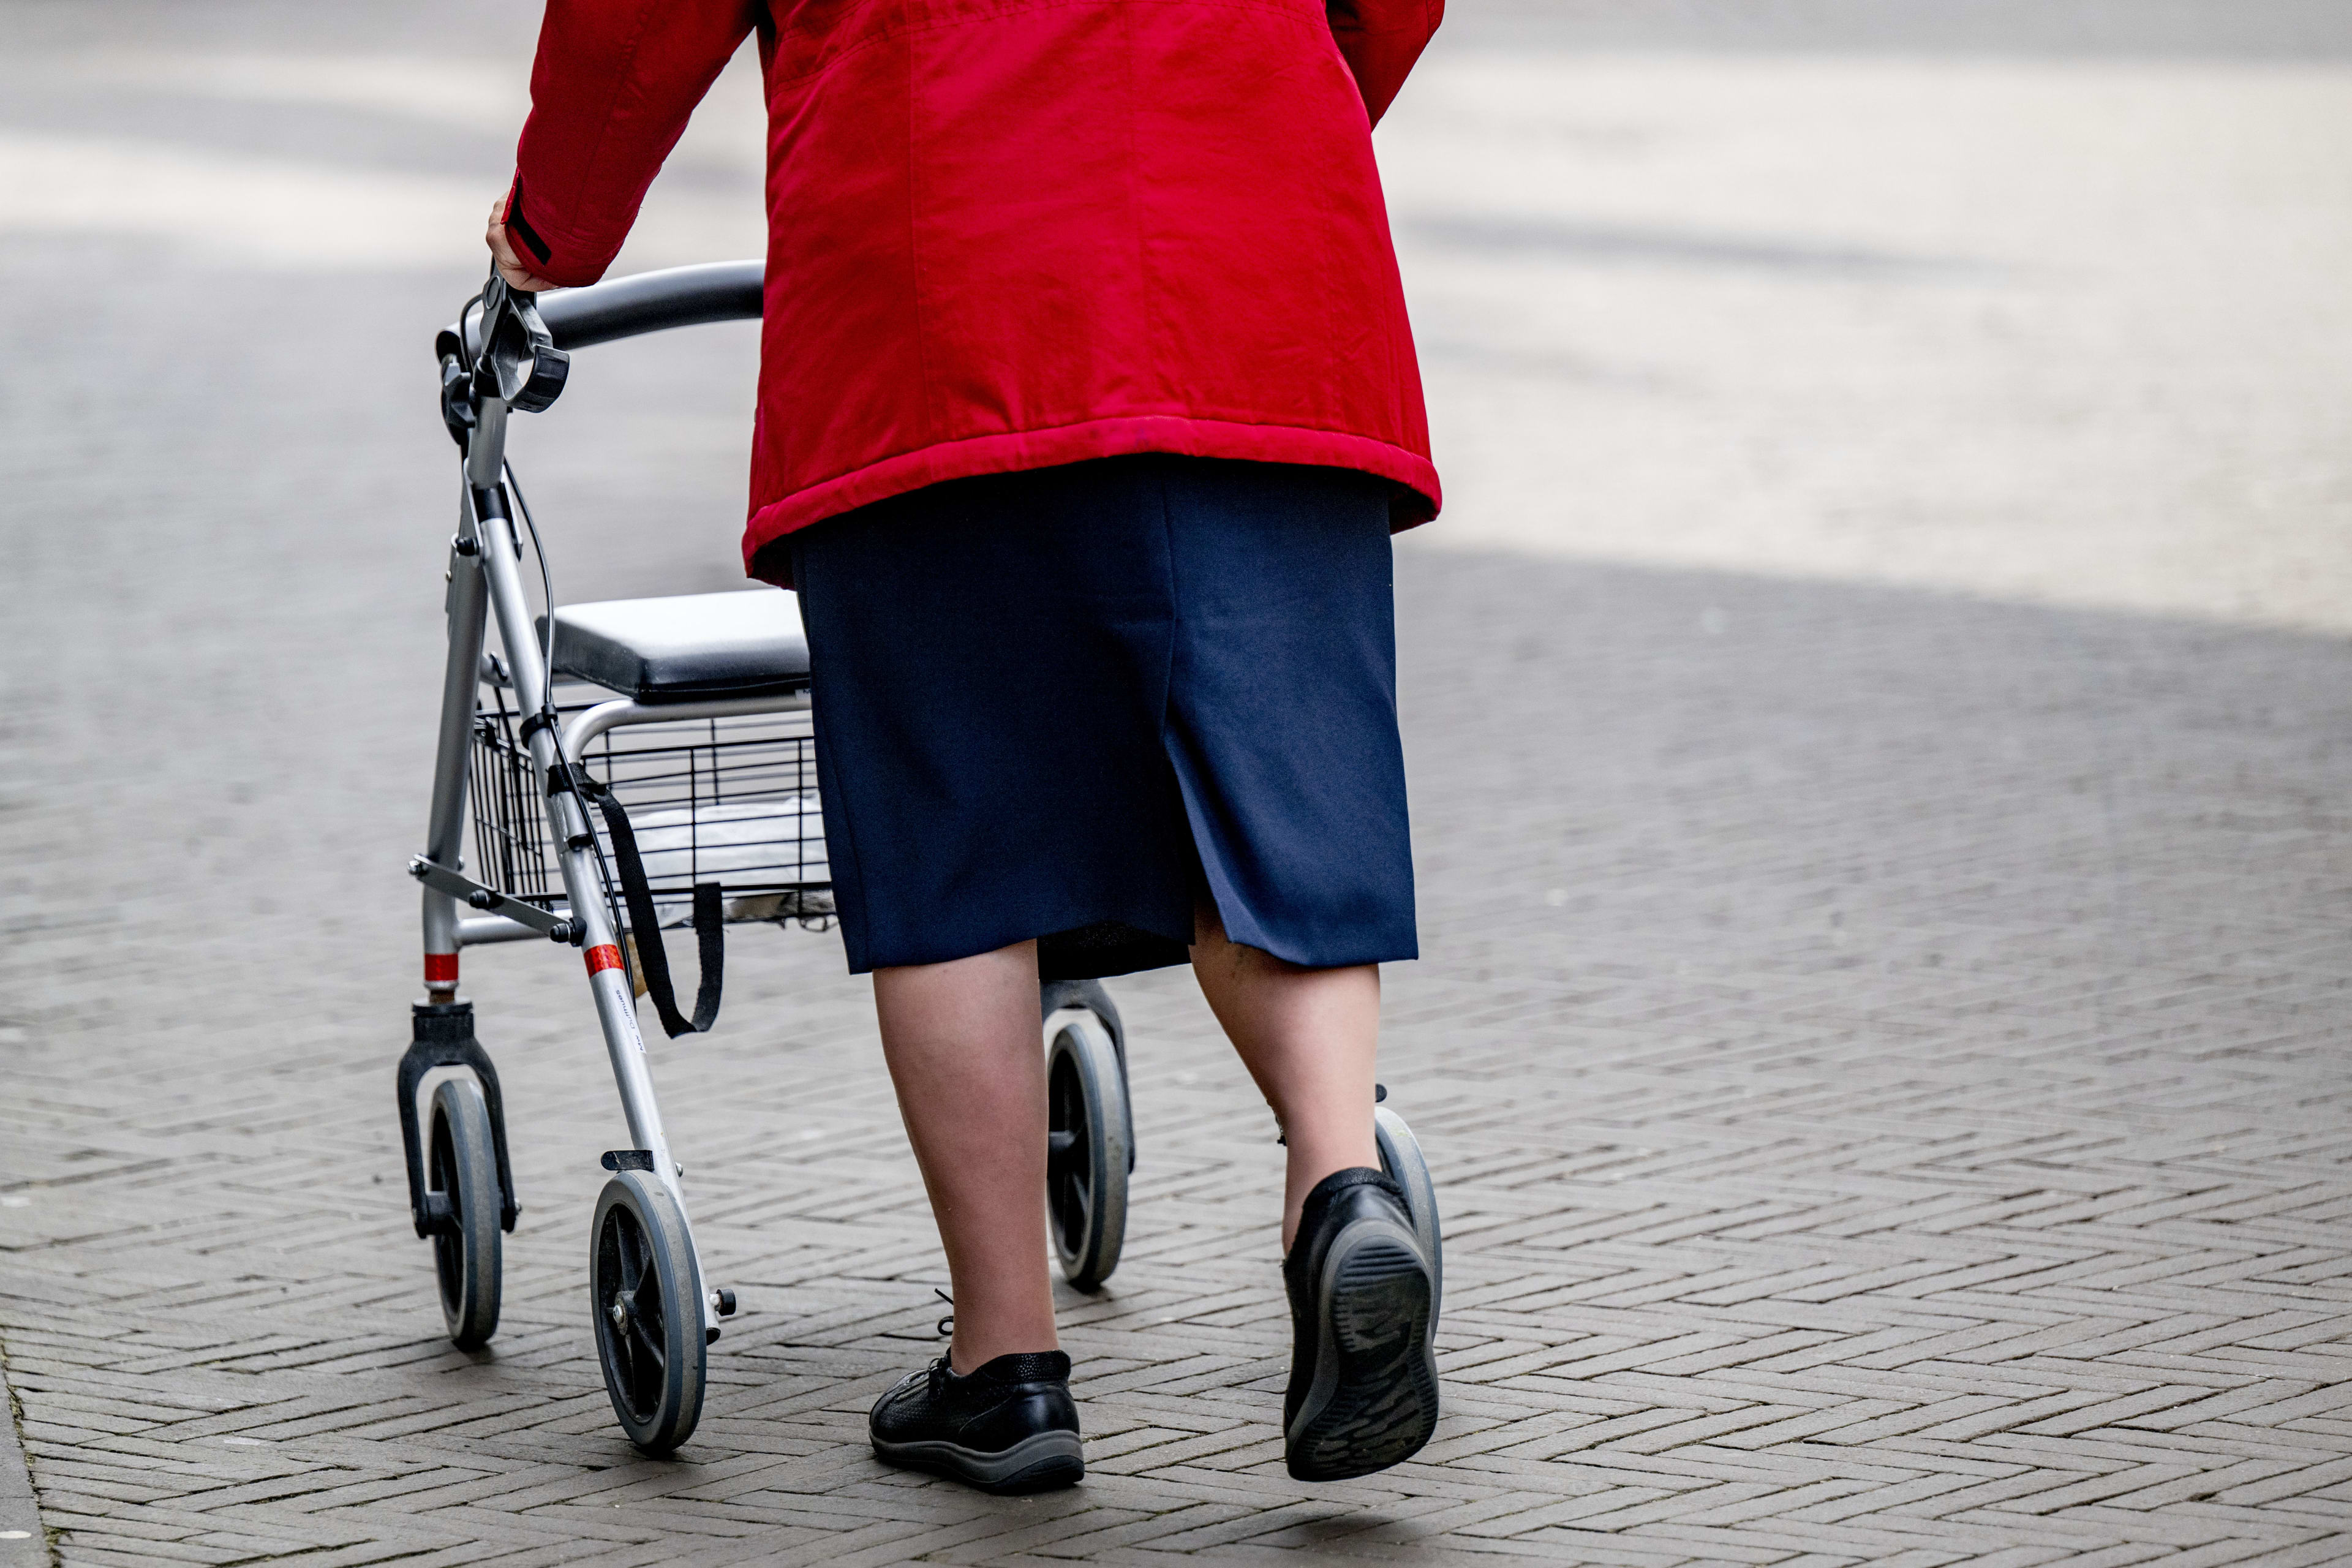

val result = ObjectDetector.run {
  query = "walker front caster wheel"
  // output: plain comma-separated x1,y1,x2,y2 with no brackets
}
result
428,1077,503,1349
1374,1101,1442,1324
589,1171,706,1454
1043,981,1131,1291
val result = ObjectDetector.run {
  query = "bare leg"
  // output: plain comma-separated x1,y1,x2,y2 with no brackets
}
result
873,940,1057,1373
1190,903,1381,1251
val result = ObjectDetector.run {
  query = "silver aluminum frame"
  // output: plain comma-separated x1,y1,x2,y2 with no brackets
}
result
415,396,805,1337
456,913,552,946
560,689,812,756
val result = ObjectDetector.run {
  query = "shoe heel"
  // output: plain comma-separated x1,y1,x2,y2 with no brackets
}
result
990,1430,1085,1494
1286,1219,1441,1482
1332,1237,1428,1355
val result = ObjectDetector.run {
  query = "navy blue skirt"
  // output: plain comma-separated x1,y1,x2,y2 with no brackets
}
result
783,455,1417,978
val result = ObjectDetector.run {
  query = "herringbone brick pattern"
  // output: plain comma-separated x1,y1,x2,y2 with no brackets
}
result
7,3,2352,1564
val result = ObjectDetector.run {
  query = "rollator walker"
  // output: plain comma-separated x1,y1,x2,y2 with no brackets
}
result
397,262,1444,1454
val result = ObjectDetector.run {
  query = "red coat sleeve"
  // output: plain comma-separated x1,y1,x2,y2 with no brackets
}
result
1325,0,1442,127
503,0,763,288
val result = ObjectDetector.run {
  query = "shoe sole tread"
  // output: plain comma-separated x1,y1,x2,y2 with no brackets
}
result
1287,1215,1441,1482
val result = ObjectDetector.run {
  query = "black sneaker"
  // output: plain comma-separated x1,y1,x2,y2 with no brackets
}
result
1282,1168,1440,1481
870,1350,1084,1493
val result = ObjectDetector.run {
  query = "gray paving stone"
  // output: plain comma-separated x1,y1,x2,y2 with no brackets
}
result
0,1348,43,1566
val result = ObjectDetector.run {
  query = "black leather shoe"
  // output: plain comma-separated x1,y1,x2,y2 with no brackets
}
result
870,1350,1084,1493
1283,1168,1440,1481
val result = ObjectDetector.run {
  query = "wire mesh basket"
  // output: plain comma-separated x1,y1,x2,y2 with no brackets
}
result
470,684,834,930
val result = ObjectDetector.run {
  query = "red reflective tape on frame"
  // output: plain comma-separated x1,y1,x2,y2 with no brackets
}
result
586,944,625,977
424,952,459,985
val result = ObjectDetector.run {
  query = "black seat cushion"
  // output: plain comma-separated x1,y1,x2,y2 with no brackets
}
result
545,590,810,701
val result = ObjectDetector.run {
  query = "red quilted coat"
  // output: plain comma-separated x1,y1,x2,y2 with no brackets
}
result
505,0,1443,580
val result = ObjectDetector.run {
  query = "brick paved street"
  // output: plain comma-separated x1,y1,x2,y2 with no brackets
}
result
6,3,2352,1564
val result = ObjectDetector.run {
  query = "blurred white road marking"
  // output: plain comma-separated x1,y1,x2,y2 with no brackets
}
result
0,132,762,272
1380,53,2352,632
66,55,531,135
0,132,486,267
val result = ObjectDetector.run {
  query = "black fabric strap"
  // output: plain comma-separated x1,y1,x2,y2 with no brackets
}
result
589,787,723,1038
504,175,552,265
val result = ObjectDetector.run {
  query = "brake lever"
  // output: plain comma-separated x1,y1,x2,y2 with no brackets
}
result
471,274,570,414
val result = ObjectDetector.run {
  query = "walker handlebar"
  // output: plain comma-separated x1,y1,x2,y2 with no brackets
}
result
437,260,764,446
436,260,764,364
540,260,765,350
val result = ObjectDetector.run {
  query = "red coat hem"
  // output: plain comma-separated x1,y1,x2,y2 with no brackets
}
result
741,417,1441,582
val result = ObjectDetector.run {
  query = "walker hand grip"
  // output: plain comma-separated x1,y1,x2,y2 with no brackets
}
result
473,277,570,413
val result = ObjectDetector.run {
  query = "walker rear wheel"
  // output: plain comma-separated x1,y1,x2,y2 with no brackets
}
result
1374,1101,1442,1324
589,1171,706,1454
1044,987,1131,1291
428,1077,503,1349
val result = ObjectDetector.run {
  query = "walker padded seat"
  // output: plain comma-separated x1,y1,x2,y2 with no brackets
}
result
546,590,810,701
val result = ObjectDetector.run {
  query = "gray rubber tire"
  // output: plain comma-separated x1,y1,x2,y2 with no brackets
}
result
1373,1104,1442,1326
1041,979,1133,1171
1044,1004,1131,1291
589,1171,706,1455
428,1077,502,1350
